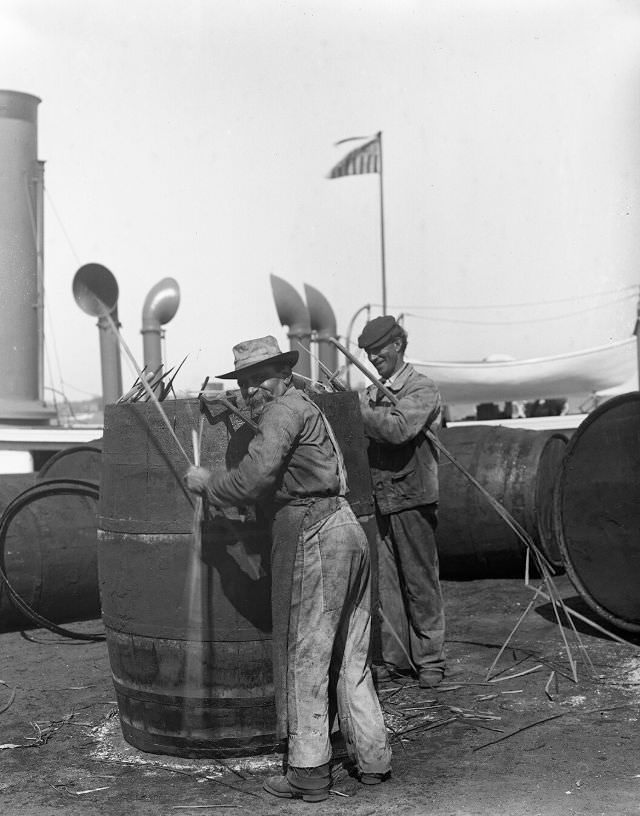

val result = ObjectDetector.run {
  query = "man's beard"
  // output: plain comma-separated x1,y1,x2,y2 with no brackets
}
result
247,386,274,419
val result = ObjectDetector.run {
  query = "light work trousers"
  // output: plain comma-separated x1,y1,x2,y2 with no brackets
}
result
376,504,446,674
286,499,391,773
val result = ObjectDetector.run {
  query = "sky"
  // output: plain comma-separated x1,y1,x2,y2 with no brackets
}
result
1,0,639,403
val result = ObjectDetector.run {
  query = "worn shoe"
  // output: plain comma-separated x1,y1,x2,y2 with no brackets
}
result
418,669,444,688
263,765,331,803
360,771,391,785
371,664,391,683
371,664,413,684
263,775,329,802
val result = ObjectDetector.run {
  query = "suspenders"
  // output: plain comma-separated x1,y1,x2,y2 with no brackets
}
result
299,392,348,496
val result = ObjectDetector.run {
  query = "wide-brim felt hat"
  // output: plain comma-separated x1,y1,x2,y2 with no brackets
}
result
217,335,299,379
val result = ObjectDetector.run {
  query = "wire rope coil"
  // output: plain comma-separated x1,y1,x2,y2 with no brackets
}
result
0,478,105,641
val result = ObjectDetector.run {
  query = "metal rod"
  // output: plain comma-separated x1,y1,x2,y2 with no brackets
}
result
102,310,192,465
329,336,395,400
635,293,640,391
201,395,259,433
343,303,371,388
377,131,387,315
328,335,554,573
296,341,345,391
35,161,45,403
331,333,590,680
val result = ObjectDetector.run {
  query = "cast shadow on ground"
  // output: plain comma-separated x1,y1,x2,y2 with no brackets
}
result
535,595,640,645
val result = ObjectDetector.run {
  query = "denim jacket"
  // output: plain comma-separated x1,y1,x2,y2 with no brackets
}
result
359,364,442,515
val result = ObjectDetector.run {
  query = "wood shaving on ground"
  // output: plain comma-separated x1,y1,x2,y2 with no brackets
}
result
51,784,111,796
473,702,638,752
489,664,544,682
26,713,81,746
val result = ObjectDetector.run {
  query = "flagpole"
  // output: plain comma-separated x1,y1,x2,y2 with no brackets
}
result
327,132,387,314
377,131,387,315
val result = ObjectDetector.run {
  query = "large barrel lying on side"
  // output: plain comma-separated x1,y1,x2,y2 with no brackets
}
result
437,426,567,578
0,473,99,631
98,391,373,758
554,392,640,632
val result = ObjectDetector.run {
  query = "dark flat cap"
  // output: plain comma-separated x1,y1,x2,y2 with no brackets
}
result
357,315,400,350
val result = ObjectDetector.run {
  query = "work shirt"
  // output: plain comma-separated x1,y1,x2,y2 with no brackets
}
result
203,385,342,509
360,363,442,514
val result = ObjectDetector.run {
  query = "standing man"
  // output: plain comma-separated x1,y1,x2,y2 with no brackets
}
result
185,336,391,803
357,316,446,688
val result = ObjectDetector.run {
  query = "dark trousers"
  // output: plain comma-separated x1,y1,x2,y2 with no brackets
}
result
375,504,446,674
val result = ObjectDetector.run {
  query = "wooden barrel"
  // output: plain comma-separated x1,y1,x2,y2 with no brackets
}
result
98,391,373,758
311,391,373,517
437,426,567,578
554,392,640,631
98,399,275,758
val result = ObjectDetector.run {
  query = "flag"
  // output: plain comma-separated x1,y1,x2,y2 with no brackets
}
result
327,134,380,179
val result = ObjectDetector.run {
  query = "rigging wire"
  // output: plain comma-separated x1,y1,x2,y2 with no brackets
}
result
44,387,78,425
41,184,85,411
44,186,81,264
374,283,639,313
60,380,101,399
44,303,67,408
398,293,636,326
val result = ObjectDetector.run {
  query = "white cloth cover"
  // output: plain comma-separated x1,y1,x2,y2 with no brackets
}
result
407,338,638,403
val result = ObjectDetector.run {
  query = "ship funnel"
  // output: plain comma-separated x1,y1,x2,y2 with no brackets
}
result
270,274,311,378
304,283,338,378
0,90,54,422
72,263,123,406
141,278,180,373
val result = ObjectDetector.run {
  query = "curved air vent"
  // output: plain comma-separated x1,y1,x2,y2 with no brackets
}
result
304,283,338,374
270,274,311,378
141,278,180,373
72,263,123,406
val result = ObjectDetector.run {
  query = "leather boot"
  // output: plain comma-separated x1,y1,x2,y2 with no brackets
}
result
360,771,391,785
418,668,444,688
263,763,331,802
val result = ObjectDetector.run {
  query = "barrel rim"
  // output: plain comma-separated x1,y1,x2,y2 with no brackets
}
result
553,390,640,632
533,432,568,570
118,718,280,759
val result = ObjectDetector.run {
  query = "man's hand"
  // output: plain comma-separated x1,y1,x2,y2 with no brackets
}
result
358,388,375,412
184,465,211,494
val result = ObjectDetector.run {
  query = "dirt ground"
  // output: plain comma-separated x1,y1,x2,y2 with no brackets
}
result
2,574,640,816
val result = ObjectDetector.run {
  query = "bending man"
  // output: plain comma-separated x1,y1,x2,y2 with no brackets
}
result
185,335,391,803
